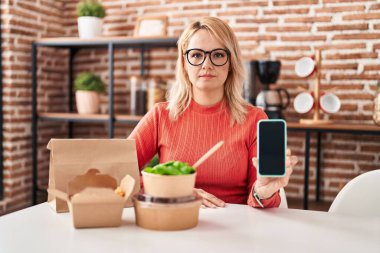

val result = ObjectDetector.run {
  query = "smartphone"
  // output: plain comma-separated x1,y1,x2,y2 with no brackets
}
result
257,119,287,177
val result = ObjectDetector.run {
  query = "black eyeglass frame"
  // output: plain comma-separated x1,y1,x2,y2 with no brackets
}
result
184,48,230,66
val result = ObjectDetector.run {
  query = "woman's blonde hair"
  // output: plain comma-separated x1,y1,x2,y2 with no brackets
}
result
167,17,248,125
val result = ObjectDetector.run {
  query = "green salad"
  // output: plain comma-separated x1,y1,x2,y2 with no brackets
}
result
144,161,195,175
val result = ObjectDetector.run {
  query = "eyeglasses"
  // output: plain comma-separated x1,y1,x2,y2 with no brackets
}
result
184,48,230,66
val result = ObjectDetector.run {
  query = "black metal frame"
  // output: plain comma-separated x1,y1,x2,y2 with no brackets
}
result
0,1,3,200
288,126,380,210
31,37,178,204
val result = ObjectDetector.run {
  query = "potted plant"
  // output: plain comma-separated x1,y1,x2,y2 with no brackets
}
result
74,72,105,114
76,0,106,39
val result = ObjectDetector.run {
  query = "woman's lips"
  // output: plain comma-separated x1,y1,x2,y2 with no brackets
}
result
199,75,215,79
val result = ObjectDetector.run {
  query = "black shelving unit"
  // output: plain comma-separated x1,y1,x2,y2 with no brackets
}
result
31,36,178,204
0,1,3,201
288,122,380,210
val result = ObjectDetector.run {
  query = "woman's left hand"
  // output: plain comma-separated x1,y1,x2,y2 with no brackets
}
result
251,149,298,199
194,188,226,208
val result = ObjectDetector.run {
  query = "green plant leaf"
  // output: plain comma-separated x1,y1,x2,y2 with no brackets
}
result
74,72,105,93
146,155,159,168
76,0,106,18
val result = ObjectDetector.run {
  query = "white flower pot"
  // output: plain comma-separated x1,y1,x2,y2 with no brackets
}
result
77,17,103,39
75,91,100,114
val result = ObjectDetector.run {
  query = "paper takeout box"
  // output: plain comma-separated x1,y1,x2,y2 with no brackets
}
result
49,168,136,228
47,139,140,213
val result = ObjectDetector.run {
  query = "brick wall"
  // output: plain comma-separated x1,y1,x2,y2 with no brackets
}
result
1,0,379,214
1,0,69,214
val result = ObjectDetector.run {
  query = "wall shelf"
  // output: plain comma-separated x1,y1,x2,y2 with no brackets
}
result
31,36,178,204
115,114,143,123
35,36,178,49
38,112,143,124
38,112,109,122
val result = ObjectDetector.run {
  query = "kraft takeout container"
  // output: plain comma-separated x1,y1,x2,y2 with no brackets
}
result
141,171,196,198
133,193,202,231
48,168,135,228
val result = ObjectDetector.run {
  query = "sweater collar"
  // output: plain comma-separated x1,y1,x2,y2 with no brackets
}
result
189,99,226,114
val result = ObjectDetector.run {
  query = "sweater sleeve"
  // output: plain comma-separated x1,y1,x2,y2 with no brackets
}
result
246,108,281,208
127,103,162,170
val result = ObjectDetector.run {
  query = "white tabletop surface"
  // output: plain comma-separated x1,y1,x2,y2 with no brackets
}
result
0,203,379,253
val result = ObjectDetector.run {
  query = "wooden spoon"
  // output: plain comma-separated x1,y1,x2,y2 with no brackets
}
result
192,141,224,169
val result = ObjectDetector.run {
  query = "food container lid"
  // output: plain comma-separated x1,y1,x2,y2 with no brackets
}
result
134,193,199,204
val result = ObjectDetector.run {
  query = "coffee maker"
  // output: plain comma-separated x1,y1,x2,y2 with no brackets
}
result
244,60,290,119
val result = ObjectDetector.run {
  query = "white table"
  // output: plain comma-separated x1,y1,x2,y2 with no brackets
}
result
0,203,379,253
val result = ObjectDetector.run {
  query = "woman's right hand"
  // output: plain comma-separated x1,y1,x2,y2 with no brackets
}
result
194,188,226,208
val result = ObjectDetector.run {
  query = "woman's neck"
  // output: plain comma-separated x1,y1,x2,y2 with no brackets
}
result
192,88,224,106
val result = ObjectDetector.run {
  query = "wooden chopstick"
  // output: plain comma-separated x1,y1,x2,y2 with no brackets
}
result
193,141,224,169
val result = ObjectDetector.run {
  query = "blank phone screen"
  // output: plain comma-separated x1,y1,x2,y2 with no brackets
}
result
258,120,286,176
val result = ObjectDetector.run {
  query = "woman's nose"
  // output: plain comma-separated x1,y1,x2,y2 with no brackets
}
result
202,54,214,69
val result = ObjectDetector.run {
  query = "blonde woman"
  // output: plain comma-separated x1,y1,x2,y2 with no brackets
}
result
128,17,297,208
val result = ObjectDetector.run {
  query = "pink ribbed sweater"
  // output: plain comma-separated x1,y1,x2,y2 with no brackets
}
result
128,99,280,208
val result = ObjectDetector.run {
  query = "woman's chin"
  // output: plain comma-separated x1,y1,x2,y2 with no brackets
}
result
194,82,222,91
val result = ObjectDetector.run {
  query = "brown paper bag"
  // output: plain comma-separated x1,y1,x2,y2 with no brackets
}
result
47,139,140,213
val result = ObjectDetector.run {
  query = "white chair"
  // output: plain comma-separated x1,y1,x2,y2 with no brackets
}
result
329,169,380,217
279,188,288,209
